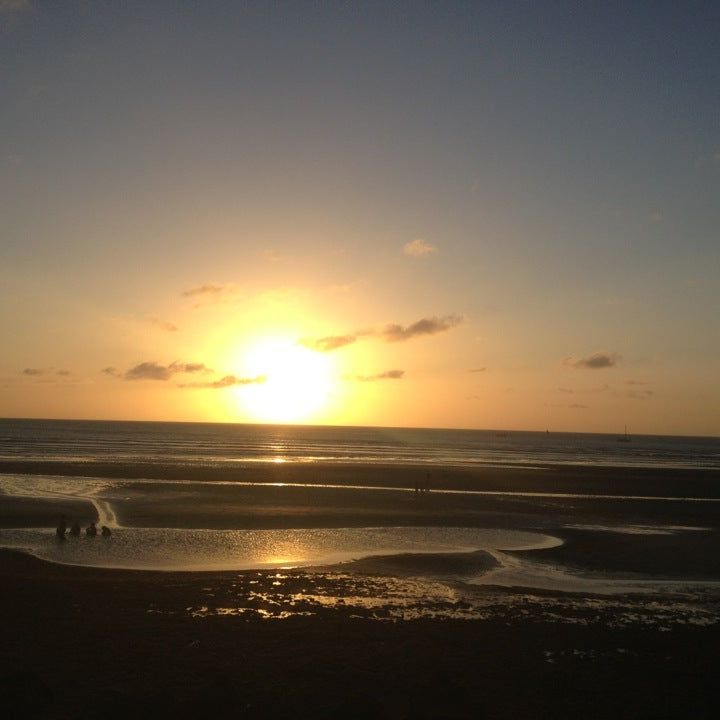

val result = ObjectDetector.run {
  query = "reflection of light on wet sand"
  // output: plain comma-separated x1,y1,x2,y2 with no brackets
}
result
564,523,712,535
153,570,720,626
0,526,560,572
473,548,720,596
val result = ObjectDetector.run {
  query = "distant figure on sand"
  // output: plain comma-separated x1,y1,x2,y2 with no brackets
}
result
101,525,112,537
56,516,67,540
86,522,97,537
414,473,431,494
69,521,81,537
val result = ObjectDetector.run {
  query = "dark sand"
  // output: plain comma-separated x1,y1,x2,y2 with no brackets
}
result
3,457,720,497
4,462,720,532
2,463,720,718
2,547,720,720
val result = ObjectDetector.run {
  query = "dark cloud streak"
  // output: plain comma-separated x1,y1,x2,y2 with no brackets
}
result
351,370,405,382
181,284,226,298
564,352,620,369
382,315,463,342
301,315,462,353
300,335,357,352
178,375,266,389
123,361,211,381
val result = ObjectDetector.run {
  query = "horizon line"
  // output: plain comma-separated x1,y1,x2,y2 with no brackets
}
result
1,415,718,441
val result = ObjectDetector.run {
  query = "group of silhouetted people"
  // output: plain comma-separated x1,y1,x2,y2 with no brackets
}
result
56,516,111,540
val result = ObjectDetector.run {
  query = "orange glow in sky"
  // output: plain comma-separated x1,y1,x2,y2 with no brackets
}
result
1,3,719,436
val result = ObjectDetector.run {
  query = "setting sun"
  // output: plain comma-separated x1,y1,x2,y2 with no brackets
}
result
238,338,336,423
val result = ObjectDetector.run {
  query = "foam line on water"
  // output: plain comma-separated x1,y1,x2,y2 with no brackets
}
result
0,475,120,528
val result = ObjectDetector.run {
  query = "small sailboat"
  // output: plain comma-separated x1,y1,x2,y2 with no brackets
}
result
617,425,631,442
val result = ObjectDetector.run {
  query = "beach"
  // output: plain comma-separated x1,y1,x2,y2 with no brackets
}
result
2,464,720,717
2,540,720,719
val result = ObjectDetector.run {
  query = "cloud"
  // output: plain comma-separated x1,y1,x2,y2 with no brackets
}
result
403,239,436,257
171,362,209,374
56,370,71,376
124,362,174,381
149,317,179,332
124,361,210,381
625,379,649,386
179,375,266,389
557,387,574,394
469,367,486,373
300,335,357,352
382,315,463,342
564,352,620,370
181,283,227,298
21,368,43,376
102,367,119,377
351,370,405,382
301,314,463,353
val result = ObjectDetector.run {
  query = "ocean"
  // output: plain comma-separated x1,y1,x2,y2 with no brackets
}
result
1,418,719,471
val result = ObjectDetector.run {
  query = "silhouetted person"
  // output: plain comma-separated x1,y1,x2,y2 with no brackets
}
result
69,521,81,537
86,522,97,537
56,516,67,540
101,525,112,537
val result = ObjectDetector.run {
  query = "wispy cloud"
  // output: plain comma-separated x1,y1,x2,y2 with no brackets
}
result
300,335,357,352
403,238,436,257
124,361,211,381
149,317,179,332
21,368,43,376
351,370,405,382
56,370,71,376
469,367,486,373
181,283,227,298
178,374,266,389
564,352,620,370
102,367,119,377
302,314,463,353
382,315,463,342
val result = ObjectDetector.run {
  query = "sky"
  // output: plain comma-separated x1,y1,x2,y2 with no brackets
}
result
1,0,719,435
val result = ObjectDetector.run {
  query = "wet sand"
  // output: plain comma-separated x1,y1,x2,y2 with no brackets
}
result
4,463,720,532
2,548,720,719
3,463,720,717
3,458,720,497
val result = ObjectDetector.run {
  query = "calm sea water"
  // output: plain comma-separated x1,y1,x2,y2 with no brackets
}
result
1,418,718,471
